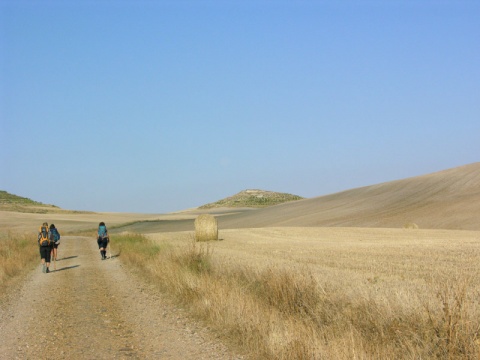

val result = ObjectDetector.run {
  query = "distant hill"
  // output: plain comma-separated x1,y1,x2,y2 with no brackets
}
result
215,163,480,231
199,189,304,209
0,190,92,214
0,191,47,206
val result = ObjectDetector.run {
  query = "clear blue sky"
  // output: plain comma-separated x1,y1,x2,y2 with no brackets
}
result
1,1,479,213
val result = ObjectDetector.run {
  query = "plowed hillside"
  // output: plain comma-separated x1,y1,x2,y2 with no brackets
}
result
217,162,480,230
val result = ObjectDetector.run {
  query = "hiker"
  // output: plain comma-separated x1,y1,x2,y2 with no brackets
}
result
49,224,61,261
38,222,52,273
97,222,110,260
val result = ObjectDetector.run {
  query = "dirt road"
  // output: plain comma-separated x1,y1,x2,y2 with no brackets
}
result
0,236,243,359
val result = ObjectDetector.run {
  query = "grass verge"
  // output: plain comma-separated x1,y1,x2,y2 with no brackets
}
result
111,233,480,359
0,231,39,298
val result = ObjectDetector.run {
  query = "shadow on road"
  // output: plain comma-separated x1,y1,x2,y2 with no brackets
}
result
57,256,78,261
53,265,80,272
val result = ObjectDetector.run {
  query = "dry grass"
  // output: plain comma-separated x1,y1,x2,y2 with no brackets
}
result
114,227,480,359
0,231,39,297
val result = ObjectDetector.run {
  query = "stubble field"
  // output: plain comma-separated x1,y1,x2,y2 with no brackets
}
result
143,226,480,359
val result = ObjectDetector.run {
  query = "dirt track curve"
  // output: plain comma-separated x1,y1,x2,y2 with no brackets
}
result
0,236,243,360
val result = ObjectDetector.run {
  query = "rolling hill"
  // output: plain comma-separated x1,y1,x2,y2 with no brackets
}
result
4,163,479,231
199,189,303,208
0,190,46,206
0,190,58,213
0,190,92,214
216,162,480,230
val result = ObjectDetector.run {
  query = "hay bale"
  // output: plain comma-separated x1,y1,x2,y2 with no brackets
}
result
195,214,218,241
403,222,419,229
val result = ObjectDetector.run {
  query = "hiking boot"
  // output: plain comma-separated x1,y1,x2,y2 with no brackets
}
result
46,268,50,273
42,264,46,273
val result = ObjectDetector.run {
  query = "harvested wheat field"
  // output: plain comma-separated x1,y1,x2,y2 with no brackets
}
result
145,227,480,359
1,163,480,359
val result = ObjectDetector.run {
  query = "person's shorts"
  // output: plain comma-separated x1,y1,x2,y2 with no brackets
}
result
39,246,51,262
97,238,109,249
52,242,60,249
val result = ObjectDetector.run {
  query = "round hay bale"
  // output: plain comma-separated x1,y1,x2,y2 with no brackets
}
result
194,214,218,241
403,222,419,229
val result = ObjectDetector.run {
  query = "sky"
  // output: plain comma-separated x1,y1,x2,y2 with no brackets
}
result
1,0,479,213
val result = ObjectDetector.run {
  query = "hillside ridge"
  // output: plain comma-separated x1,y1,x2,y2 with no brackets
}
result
0,190,59,213
216,162,480,231
0,190,93,214
3,163,479,230
199,189,304,209
0,190,48,206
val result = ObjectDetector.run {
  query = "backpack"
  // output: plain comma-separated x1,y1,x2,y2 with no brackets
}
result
49,228,60,243
39,226,50,246
98,225,108,239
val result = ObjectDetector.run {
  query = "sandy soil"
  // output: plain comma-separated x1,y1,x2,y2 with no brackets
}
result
0,235,244,360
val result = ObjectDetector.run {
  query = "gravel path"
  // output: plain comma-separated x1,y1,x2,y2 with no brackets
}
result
0,236,244,360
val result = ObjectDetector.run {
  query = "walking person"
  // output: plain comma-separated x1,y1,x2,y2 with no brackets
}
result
97,222,110,260
38,222,52,273
49,224,61,262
